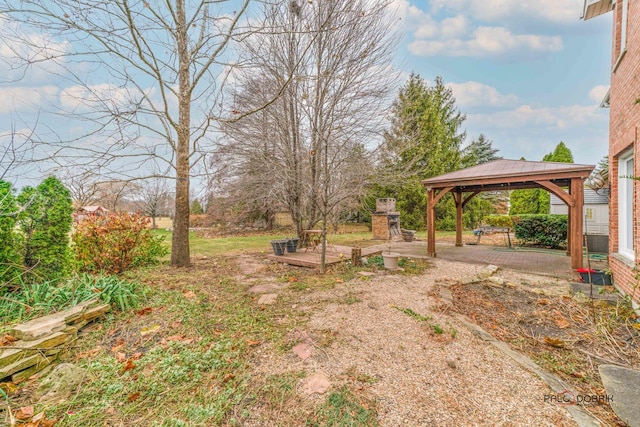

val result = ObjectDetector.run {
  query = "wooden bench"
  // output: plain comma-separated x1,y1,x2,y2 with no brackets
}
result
473,226,512,247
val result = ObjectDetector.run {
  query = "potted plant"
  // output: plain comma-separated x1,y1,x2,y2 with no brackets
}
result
382,245,400,270
286,237,300,253
270,239,288,256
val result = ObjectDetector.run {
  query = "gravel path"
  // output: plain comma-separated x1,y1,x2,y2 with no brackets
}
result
251,258,578,426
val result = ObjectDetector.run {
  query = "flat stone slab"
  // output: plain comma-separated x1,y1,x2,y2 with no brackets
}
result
478,264,499,280
292,343,312,360
599,364,640,427
301,371,330,395
357,271,377,277
11,299,99,340
571,283,622,302
257,293,278,305
247,283,283,294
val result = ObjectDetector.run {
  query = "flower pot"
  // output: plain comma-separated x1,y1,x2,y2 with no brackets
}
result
270,240,287,256
286,238,300,253
382,252,400,270
576,269,612,286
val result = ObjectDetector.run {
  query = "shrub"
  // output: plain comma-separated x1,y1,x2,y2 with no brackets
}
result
484,215,513,228
73,212,168,274
0,180,22,286
18,177,74,282
511,214,567,249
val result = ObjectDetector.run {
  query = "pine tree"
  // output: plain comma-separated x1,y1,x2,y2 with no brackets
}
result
461,134,501,168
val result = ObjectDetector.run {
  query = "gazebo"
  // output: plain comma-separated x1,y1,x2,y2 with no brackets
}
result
422,159,595,269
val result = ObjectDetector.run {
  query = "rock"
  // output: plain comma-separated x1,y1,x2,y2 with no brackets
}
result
257,293,278,305
598,364,640,427
11,299,100,340
301,371,331,395
439,287,453,304
0,332,72,368
487,276,505,286
11,351,59,384
292,343,312,360
477,265,499,280
35,363,88,403
446,359,457,369
367,302,379,310
247,283,283,294
0,354,49,379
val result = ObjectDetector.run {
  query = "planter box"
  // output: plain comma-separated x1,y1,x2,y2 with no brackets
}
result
576,269,612,286
270,240,288,256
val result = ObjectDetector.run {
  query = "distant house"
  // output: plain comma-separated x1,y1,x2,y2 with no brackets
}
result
550,188,609,252
74,205,109,222
582,0,640,303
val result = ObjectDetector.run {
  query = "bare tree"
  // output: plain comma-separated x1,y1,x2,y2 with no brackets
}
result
1,0,262,266
220,0,398,271
133,178,171,228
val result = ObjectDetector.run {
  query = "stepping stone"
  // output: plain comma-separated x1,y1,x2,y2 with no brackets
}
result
478,264,499,280
301,371,330,395
598,364,640,427
292,343,312,360
257,293,278,305
247,283,282,294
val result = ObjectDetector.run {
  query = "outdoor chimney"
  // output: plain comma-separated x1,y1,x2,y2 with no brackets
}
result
372,198,401,239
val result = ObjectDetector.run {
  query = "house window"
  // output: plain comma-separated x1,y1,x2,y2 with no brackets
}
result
585,207,594,220
618,151,635,260
614,0,629,69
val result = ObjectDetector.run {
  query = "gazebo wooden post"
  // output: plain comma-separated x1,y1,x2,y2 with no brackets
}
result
566,185,572,256
455,190,463,247
427,188,436,257
569,178,585,269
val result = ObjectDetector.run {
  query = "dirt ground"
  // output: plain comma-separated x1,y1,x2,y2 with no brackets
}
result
236,256,595,426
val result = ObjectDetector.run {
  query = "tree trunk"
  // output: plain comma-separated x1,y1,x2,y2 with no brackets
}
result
171,0,191,267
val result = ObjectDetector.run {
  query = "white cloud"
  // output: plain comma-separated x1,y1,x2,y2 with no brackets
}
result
60,83,136,112
447,81,518,108
0,86,59,113
468,104,606,130
589,85,610,104
430,0,579,24
408,26,563,57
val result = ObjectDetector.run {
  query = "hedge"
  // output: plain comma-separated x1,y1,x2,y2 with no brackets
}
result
483,215,513,228
511,214,567,249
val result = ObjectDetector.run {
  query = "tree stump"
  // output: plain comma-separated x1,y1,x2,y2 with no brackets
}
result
351,248,362,267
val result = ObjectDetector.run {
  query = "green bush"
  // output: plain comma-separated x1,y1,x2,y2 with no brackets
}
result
484,215,513,228
511,214,567,249
18,177,74,282
0,180,22,286
73,212,168,274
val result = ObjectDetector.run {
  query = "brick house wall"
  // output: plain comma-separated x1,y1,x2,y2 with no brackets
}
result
606,0,640,303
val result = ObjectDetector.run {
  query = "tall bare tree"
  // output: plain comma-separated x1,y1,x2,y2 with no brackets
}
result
219,0,398,270
1,0,258,266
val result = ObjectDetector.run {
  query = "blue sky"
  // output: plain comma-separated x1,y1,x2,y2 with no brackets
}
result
392,0,612,164
0,0,613,188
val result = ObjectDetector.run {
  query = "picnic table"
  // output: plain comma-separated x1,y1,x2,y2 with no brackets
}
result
473,226,512,248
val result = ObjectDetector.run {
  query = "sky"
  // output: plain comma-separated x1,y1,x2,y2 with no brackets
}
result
0,0,614,189
391,0,613,165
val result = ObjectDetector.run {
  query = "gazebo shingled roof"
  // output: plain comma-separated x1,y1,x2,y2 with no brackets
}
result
421,159,595,269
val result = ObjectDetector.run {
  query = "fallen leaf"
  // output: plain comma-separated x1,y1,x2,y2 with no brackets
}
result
131,352,144,360
183,290,196,299
76,347,101,359
115,352,127,363
128,392,141,402
544,337,565,348
16,406,34,420
111,343,125,354
536,299,550,305
122,359,136,374
288,277,298,282
335,279,344,284
0,382,17,396
140,324,160,336
170,320,182,329
136,307,152,316
246,340,261,346
165,335,184,342
555,318,571,329
223,373,235,382
0,334,18,346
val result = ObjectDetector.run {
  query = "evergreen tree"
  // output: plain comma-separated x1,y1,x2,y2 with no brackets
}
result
371,73,466,230
190,199,204,215
0,181,22,285
18,176,73,281
461,134,501,168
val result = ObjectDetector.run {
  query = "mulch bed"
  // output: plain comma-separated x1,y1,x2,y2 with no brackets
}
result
449,280,639,426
